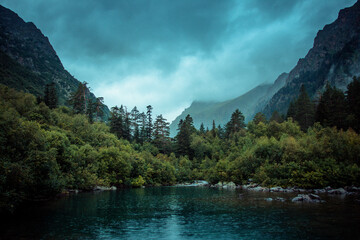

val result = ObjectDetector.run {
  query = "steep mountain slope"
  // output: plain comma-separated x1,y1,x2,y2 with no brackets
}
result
0,5,109,116
171,1,360,136
169,72,287,136
263,1,360,116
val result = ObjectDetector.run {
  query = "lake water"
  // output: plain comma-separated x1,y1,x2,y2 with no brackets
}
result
1,187,360,239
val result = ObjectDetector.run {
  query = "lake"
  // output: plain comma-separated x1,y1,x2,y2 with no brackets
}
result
1,187,360,239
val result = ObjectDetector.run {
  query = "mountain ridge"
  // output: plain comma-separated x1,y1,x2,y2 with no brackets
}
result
0,4,110,116
169,71,287,136
171,0,360,134
263,0,360,116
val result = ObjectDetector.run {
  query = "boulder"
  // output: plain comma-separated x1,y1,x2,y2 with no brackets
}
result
93,186,117,191
195,180,209,186
313,189,326,194
328,188,347,195
309,194,321,200
242,183,258,189
68,189,79,194
250,186,269,192
223,182,236,189
284,188,294,193
275,197,286,202
270,187,284,192
345,186,360,193
292,194,323,203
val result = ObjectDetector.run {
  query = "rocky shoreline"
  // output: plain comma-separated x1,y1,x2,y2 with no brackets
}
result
175,180,360,203
62,181,360,203
213,182,360,203
61,185,118,195
211,182,360,194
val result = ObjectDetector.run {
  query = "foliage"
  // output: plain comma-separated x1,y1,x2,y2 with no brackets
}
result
1,78,360,214
287,85,315,131
225,109,245,137
0,85,177,212
176,115,196,159
315,84,347,129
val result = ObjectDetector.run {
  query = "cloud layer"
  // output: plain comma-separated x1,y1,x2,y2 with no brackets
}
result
1,0,356,121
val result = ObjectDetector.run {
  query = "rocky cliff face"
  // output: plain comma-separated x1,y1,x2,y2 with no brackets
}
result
0,4,109,117
170,1,360,135
263,1,360,116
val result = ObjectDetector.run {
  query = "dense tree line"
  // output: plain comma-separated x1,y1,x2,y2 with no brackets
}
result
287,77,360,132
0,84,175,213
1,77,360,214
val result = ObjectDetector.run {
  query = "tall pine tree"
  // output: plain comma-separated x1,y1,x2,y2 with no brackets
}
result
225,109,245,137
69,81,88,114
110,106,124,139
176,114,196,159
145,105,153,141
315,84,347,129
346,76,360,132
253,112,267,124
44,82,58,109
287,85,315,131
153,115,171,154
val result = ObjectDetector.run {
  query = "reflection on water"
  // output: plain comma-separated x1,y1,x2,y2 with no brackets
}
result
1,187,360,239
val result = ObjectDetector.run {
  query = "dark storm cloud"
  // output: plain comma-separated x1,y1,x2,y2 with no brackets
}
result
5,0,232,66
0,0,357,120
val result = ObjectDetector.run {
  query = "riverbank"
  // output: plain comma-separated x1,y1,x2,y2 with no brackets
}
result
175,180,360,195
210,181,360,194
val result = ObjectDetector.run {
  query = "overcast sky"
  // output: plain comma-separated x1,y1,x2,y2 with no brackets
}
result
0,0,356,121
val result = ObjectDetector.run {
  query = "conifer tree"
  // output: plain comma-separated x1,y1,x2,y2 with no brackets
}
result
146,105,153,141
44,82,58,109
286,101,296,119
211,120,217,137
153,114,171,153
217,124,225,139
86,98,95,123
287,85,315,131
199,123,205,135
94,97,104,121
270,110,284,123
131,106,140,142
225,109,245,137
176,114,195,159
110,106,124,139
253,112,267,124
69,81,88,114
346,76,360,132
316,84,347,129
139,112,147,143
123,110,132,141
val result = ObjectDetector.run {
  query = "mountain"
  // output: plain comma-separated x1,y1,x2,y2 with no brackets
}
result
263,1,360,116
171,1,360,135
169,72,287,136
0,5,109,116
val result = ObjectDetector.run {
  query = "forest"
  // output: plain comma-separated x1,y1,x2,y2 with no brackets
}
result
1,77,360,213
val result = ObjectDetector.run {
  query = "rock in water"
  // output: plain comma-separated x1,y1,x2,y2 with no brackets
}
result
328,188,347,195
292,194,324,203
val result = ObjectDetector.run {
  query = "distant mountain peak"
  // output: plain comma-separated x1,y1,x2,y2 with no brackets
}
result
169,73,286,136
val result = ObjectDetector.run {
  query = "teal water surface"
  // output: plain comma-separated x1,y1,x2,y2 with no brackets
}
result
2,187,360,239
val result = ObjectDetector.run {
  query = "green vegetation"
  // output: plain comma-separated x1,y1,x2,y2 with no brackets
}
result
1,77,360,214
0,84,176,212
